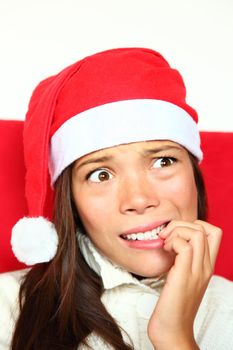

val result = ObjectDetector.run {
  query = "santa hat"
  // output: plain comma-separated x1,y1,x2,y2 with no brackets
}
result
11,47,202,265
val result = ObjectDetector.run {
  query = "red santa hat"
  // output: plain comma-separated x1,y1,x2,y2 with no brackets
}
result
11,47,202,265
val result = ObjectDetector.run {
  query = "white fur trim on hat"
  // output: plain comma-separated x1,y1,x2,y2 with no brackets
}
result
11,217,59,265
49,99,202,184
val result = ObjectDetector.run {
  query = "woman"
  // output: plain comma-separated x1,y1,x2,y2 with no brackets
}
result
0,47,232,350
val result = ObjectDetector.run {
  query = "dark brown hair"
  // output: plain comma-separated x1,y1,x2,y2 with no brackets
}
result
11,153,206,350
189,153,207,221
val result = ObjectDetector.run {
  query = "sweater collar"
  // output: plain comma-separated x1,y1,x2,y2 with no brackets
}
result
77,232,165,291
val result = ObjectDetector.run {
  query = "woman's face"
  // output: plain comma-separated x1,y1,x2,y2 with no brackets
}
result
72,140,198,278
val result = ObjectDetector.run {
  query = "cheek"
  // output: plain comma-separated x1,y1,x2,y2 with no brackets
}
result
167,172,198,218
73,189,115,233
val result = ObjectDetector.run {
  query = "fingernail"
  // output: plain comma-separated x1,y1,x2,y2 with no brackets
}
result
159,227,167,238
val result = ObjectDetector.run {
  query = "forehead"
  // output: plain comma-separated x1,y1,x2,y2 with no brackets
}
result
76,140,185,162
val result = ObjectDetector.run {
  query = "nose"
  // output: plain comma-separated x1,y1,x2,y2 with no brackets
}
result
119,173,160,215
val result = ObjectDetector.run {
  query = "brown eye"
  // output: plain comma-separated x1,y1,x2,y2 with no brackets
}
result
152,157,176,168
98,171,110,181
88,169,113,182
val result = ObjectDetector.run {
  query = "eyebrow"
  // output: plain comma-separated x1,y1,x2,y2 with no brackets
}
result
144,145,183,155
75,156,113,170
75,145,182,170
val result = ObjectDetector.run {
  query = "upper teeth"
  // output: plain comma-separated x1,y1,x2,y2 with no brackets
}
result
124,224,165,241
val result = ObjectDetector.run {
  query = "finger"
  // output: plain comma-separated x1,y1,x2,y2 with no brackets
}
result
164,236,193,275
161,219,222,272
159,220,205,239
164,227,206,274
194,220,222,267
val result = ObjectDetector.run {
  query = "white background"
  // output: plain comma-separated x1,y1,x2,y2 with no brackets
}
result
0,0,232,131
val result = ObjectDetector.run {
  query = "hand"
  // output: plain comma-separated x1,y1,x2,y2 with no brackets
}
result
147,220,222,350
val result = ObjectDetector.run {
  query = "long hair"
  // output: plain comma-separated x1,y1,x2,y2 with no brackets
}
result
188,153,207,221
11,153,206,350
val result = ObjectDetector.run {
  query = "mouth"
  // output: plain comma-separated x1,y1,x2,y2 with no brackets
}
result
120,222,168,241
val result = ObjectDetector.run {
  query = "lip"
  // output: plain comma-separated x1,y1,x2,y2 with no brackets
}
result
122,238,165,250
121,220,169,237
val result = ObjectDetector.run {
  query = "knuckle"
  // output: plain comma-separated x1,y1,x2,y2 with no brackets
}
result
193,230,205,242
194,224,203,231
215,227,223,236
204,266,214,280
183,242,193,253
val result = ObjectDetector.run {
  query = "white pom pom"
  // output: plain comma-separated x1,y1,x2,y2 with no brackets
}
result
11,217,59,265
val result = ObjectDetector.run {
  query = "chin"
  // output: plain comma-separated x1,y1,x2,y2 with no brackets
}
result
132,260,174,279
